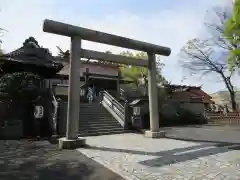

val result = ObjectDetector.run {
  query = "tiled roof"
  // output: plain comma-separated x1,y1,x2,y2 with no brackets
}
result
164,84,201,90
57,59,119,76
164,84,213,103
171,91,202,102
0,37,63,75
55,56,120,68
1,37,62,66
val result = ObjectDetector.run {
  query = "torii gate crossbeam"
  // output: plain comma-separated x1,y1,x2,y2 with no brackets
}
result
81,49,149,67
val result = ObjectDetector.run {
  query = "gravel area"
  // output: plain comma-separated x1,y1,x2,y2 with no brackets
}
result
0,140,125,180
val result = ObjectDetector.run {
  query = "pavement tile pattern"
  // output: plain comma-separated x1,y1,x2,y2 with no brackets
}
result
77,133,240,180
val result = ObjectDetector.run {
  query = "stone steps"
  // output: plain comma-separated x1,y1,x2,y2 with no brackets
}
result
78,102,127,136
78,129,128,137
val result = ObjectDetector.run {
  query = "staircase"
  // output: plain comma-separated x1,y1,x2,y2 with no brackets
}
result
78,101,128,137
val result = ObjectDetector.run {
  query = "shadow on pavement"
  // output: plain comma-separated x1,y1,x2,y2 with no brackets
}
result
0,140,125,180
163,125,240,144
85,142,240,168
165,135,240,145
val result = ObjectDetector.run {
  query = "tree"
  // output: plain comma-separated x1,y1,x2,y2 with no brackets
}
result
204,2,237,72
119,51,167,87
204,3,234,50
119,51,167,96
224,0,240,71
179,38,237,111
0,72,43,100
119,51,147,86
179,3,238,111
0,26,7,45
56,46,70,62
0,28,4,44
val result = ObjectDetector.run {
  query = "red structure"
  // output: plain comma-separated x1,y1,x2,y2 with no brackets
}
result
165,84,214,107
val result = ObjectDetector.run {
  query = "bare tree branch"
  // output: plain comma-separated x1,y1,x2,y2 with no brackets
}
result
178,3,237,111
204,3,235,50
179,37,237,111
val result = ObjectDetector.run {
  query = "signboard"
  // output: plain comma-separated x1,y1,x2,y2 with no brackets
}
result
34,105,44,119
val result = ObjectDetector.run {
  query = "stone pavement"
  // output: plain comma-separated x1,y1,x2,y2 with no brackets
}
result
164,126,240,144
77,133,240,180
0,139,125,180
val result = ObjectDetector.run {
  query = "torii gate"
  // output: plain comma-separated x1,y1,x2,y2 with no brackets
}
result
43,19,171,149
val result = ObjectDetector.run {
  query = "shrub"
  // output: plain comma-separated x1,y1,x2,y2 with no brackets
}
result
160,108,206,127
141,103,207,129
0,72,43,100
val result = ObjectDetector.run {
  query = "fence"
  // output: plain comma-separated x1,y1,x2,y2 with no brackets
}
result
205,111,240,117
205,111,240,125
207,116,240,125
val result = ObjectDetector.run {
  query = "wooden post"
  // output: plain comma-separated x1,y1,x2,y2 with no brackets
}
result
124,101,129,129
99,91,103,103
84,68,89,97
116,69,121,101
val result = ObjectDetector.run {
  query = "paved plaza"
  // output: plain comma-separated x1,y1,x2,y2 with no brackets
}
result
164,125,240,144
77,133,240,180
0,140,124,180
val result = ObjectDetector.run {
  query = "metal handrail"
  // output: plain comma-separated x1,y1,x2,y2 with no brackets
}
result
103,91,124,109
103,91,124,108
101,90,124,119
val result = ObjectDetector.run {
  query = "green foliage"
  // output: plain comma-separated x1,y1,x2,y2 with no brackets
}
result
0,72,43,100
142,106,206,129
225,0,240,71
119,51,167,85
119,51,148,84
228,49,240,71
158,101,206,127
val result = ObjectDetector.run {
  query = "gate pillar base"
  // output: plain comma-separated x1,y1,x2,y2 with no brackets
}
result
59,137,86,149
145,130,166,138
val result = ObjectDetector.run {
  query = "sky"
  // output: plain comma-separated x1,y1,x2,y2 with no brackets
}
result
0,0,236,94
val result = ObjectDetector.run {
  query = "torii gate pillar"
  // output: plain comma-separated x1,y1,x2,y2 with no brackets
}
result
145,53,165,138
